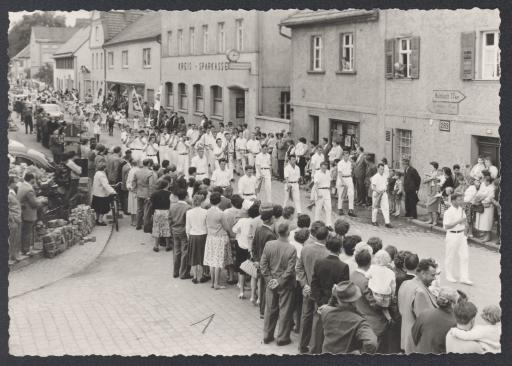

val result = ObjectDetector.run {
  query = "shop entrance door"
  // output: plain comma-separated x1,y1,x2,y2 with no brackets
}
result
228,87,245,127
329,119,359,151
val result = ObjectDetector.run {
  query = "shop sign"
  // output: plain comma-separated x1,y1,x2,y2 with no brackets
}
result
432,101,459,115
177,61,230,71
432,90,466,103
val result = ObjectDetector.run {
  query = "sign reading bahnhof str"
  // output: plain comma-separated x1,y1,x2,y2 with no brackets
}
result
432,90,466,103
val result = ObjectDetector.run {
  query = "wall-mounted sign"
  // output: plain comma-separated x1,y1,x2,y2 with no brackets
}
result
432,90,466,103
432,101,459,115
439,120,451,132
177,61,230,72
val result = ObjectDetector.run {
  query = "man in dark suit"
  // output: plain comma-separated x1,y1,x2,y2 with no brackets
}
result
353,147,367,205
309,236,350,353
17,173,46,255
402,158,421,219
132,159,154,230
260,222,297,346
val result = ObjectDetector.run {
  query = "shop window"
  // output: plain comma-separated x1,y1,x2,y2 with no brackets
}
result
122,50,128,68
178,83,188,111
143,48,151,68
395,129,412,169
166,82,173,107
193,84,204,113
310,35,323,71
481,31,500,80
385,37,420,79
211,85,223,117
339,33,355,72
280,91,291,119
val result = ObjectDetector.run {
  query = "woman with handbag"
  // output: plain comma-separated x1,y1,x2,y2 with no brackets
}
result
150,179,171,252
473,175,496,242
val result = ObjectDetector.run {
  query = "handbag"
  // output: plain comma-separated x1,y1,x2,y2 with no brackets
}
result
472,203,484,214
240,259,258,278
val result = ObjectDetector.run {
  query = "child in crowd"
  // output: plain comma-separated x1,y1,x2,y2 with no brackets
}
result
392,171,403,216
448,305,501,353
366,249,396,321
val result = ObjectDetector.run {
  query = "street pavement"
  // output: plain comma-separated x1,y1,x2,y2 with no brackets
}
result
8,125,502,356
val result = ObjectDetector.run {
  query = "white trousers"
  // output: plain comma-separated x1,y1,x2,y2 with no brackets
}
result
247,153,256,167
337,177,354,210
372,191,390,224
177,154,189,176
258,171,272,202
315,189,332,226
283,183,302,214
159,146,170,162
445,232,470,281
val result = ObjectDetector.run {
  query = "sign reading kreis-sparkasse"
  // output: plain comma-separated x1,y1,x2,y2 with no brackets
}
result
177,61,231,72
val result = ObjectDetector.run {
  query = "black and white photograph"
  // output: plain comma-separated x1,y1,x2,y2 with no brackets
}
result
6,6,503,357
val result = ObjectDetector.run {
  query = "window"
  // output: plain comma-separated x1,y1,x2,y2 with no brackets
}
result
167,31,172,56
311,115,319,143
189,27,196,55
202,25,209,53
178,83,188,111
340,33,354,72
95,26,99,42
280,91,291,119
311,35,323,71
395,129,412,169
211,85,223,116
107,52,113,68
122,50,128,68
481,31,500,80
193,84,204,113
236,19,244,51
166,82,173,107
143,48,151,68
398,38,411,78
177,29,183,55
218,22,225,53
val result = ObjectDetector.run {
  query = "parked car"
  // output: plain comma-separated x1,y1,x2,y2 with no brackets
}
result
8,140,55,172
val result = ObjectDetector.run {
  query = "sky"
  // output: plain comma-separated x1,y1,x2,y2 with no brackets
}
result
8,10,91,30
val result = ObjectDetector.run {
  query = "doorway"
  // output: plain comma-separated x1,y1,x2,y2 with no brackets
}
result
474,136,500,168
228,87,245,127
329,119,359,150
310,115,319,143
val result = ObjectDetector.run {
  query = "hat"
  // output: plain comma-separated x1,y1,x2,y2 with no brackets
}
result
332,281,362,303
437,287,459,304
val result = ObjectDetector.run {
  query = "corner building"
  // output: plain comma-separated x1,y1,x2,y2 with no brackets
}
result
282,9,500,182
160,10,294,131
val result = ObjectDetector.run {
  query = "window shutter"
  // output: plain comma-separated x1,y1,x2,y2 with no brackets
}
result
410,37,420,79
461,31,476,80
385,39,395,79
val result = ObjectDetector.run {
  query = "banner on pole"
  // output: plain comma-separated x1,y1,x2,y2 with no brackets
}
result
154,84,163,111
132,89,143,112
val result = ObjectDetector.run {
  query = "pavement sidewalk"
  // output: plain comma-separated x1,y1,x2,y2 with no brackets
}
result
8,224,113,299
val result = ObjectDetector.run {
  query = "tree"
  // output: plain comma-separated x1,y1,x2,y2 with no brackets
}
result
8,11,66,58
33,62,53,86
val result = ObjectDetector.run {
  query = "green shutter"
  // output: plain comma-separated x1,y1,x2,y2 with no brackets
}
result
385,39,395,79
410,36,420,79
461,31,476,80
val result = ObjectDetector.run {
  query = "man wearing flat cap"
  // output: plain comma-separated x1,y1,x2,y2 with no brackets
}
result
319,281,378,354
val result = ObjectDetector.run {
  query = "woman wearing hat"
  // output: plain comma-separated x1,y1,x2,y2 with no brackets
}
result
319,281,378,354
91,161,116,226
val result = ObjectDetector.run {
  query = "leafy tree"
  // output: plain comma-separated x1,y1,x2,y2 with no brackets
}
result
33,62,53,86
8,11,66,58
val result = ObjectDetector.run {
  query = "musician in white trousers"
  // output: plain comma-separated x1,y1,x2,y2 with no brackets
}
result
313,162,333,227
283,155,302,213
191,147,209,182
336,150,356,217
370,163,392,228
255,145,272,202
238,165,259,210
246,133,261,167
442,193,473,285
175,135,190,176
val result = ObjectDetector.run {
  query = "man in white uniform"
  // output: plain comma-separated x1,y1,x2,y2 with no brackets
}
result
313,162,333,228
255,144,272,202
159,129,171,162
211,158,233,190
309,146,325,175
370,163,392,228
336,150,356,217
283,154,302,213
191,147,209,182
328,140,343,166
238,165,258,209
443,193,473,285
246,133,261,167
235,131,248,175
127,130,147,163
175,134,190,176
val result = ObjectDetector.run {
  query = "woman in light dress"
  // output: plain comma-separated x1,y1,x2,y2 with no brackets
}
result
473,175,495,242
126,159,140,226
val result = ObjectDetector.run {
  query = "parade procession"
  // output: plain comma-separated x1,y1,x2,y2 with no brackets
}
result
6,8,502,357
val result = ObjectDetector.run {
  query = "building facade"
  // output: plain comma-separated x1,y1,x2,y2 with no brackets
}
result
282,9,500,181
103,11,161,115
53,25,92,100
29,26,79,79
10,45,30,84
160,10,293,131
88,10,145,105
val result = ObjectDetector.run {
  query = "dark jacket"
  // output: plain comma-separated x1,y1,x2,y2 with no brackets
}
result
260,239,297,290
353,154,367,180
411,307,456,354
252,225,277,262
320,303,378,354
296,241,328,287
403,166,421,193
311,255,350,306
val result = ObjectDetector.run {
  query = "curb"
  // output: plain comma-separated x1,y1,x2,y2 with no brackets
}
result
409,218,500,252
9,224,115,299
10,250,45,272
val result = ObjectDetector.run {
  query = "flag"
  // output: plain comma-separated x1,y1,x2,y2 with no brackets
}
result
95,88,103,105
132,89,142,111
154,84,163,111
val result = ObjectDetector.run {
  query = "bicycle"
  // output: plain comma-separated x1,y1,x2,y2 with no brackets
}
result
110,183,122,231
